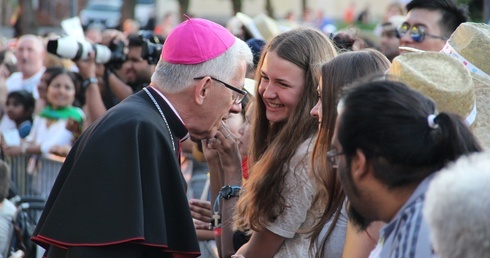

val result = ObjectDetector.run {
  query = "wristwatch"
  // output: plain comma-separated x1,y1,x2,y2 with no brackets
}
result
219,185,241,200
82,77,98,88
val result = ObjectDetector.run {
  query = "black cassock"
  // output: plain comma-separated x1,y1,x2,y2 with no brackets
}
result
32,87,200,257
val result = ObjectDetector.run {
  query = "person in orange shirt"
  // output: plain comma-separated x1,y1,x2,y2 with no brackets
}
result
344,2,356,24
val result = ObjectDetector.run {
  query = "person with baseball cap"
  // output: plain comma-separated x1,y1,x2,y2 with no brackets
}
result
31,17,253,258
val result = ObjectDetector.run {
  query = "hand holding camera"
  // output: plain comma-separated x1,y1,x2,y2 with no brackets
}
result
75,51,97,80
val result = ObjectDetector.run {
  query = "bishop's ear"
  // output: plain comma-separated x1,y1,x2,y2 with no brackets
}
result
194,77,212,105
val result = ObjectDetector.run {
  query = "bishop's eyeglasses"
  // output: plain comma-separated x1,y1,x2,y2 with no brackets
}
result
194,76,247,104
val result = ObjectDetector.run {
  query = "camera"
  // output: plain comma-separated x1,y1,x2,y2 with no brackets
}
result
138,30,164,65
47,36,127,69
141,40,163,65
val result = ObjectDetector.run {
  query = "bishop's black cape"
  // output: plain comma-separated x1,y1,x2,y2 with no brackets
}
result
32,87,200,257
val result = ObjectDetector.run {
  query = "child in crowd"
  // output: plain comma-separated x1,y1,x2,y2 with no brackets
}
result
5,90,35,138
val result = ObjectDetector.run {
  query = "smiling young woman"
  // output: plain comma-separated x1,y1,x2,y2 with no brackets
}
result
233,28,338,257
21,68,83,156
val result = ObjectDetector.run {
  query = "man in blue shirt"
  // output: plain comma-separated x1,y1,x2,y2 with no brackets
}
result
329,79,481,258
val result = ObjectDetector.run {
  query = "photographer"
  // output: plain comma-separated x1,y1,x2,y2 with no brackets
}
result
126,32,164,93
76,29,133,129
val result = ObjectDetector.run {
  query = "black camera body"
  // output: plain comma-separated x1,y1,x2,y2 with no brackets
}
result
105,40,127,69
138,30,164,65
140,40,163,65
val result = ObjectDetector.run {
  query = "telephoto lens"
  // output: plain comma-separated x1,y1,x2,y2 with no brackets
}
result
47,36,113,64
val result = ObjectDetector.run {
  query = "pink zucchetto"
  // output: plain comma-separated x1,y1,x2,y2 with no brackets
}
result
161,16,236,64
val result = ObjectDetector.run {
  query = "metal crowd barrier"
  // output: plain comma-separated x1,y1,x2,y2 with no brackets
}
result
4,154,65,200
3,154,64,258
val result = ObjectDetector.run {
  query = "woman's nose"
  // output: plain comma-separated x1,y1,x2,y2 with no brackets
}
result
310,101,320,119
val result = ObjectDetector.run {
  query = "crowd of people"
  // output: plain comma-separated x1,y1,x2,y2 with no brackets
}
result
0,0,488,257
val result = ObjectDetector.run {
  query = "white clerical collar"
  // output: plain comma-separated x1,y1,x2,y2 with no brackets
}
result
148,86,189,141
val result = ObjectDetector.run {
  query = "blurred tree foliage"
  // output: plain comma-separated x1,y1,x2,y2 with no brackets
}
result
265,0,274,18
231,0,242,15
18,0,38,35
457,0,483,22
121,0,137,23
177,0,190,21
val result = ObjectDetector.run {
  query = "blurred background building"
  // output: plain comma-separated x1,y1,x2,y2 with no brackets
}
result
0,0,488,37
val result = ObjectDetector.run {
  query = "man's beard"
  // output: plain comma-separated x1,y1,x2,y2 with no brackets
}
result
338,156,374,232
347,202,372,231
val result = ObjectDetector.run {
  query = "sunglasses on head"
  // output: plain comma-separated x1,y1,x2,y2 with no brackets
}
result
396,22,448,43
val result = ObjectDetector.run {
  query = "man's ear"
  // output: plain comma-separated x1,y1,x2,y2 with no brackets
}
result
351,149,370,180
194,77,211,105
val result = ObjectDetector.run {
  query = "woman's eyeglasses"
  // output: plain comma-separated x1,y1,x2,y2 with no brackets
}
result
396,22,448,43
327,149,344,168
194,76,247,104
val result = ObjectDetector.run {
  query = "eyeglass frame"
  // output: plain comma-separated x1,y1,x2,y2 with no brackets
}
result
327,149,345,169
381,29,397,38
194,76,247,104
395,22,448,43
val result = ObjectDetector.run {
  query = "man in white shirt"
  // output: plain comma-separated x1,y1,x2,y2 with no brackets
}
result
6,34,46,99
1,35,45,132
